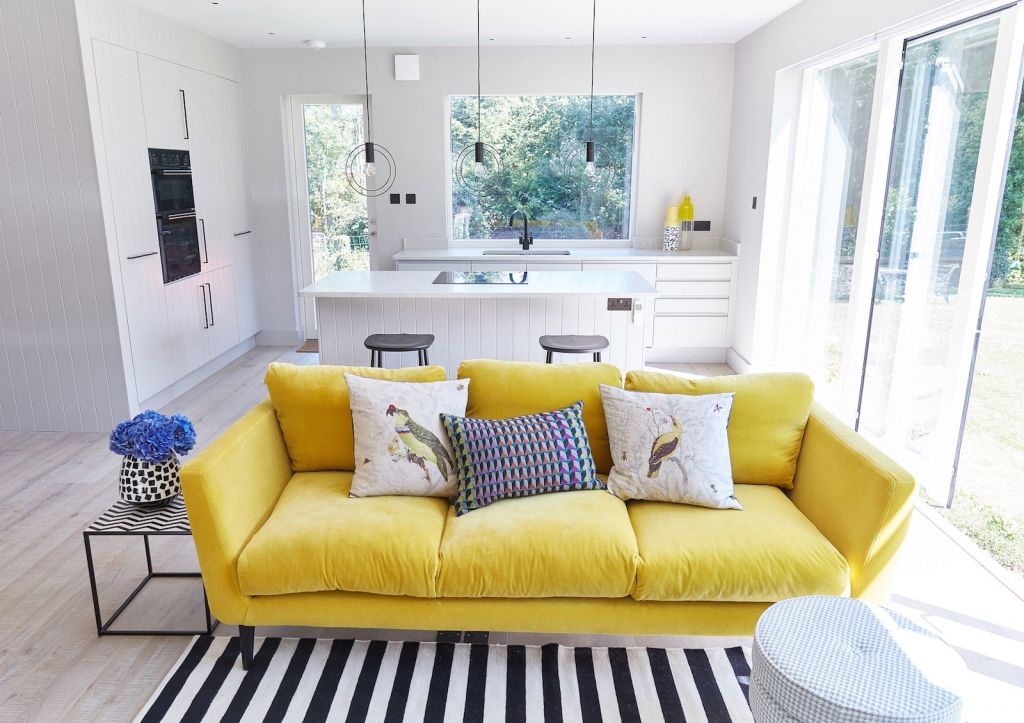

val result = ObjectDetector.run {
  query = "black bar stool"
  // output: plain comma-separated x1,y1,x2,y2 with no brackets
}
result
364,333,435,368
539,334,610,363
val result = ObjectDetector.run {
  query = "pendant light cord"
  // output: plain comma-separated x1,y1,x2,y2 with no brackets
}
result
477,0,482,143
362,0,372,143
589,0,596,143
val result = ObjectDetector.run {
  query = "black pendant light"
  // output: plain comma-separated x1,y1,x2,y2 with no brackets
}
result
562,0,598,187
585,0,597,177
345,0,396,197
455,0,502,197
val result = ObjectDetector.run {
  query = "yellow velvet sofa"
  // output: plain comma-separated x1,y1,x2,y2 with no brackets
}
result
180,360,916,669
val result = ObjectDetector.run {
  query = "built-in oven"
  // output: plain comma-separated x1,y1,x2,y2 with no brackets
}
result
149,148,202,284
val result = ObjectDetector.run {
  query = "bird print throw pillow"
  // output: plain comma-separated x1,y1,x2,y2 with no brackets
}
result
599,385,742,510
345,374,469,498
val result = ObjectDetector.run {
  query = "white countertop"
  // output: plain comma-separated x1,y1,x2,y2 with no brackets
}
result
393,247,736,262
299,271,659,299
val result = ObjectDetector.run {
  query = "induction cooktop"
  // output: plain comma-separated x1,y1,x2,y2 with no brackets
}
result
433,271,529,285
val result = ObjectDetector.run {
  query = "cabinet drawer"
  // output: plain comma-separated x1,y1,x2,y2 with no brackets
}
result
653,316,728,347
656,298,730,314
657,263,732,281
526,261,583,271
396,261,472,271
656,280,731,297
581,262,656,284
471,261,527,272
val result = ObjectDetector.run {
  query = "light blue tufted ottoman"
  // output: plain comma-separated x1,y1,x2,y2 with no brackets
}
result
751,597,966,723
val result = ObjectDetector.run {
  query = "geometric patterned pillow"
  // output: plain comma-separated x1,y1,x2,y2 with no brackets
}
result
440,401,604,516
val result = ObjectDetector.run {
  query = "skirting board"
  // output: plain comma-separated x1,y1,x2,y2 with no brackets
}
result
644,347,728,364
726,347,752,374
255,328,304,346
137,336,255,413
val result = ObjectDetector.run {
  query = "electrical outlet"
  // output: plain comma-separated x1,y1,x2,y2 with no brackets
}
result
607,298,632,311
694,220,711,232
406,193,416,204
389,193,400,204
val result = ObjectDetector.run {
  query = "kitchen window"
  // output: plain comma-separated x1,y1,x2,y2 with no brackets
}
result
449,94,638,240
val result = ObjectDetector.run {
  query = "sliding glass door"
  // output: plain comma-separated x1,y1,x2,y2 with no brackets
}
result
859,18,1001,499
774,5,1024,503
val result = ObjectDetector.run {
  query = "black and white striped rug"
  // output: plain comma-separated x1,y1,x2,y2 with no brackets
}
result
136,636,754,722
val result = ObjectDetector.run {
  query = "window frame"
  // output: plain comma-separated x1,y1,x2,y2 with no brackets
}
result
443,92,643,247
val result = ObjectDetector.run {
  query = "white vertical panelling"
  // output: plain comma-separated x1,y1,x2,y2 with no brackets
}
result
495,300,514,362
430,299,448,373
0,0,130,432
480,299,497,361
528,300,546,365
512,299,530,362
463,299,480,366
314,297,648,377
447,299,465,379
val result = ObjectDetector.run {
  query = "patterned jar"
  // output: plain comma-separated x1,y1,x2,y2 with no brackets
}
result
119,453,181,507
662,224,679,252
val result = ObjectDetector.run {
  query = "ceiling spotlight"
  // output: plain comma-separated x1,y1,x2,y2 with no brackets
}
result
305,39,326,49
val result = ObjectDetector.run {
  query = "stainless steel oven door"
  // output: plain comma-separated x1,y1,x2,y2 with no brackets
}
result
158,213,202,284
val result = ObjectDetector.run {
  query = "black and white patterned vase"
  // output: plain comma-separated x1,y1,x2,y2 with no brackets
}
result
119,453,181,507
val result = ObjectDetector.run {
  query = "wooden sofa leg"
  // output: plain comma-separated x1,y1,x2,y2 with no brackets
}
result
239,625,255,670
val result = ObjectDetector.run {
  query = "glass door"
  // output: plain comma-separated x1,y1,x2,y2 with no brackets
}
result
858,16,1008,501
289,96,372,340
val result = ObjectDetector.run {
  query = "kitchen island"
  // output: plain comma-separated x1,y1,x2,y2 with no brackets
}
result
300,270,659,376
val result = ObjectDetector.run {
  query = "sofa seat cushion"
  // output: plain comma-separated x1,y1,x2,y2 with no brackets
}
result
436,487,639,598
238,472,448,597
629,484,850,602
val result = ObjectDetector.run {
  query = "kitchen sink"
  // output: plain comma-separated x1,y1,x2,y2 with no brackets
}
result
482,249,571,255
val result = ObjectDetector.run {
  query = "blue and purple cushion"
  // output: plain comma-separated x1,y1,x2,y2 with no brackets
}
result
440,401,604,515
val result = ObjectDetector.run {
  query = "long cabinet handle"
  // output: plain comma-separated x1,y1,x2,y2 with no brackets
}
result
126,251,158,260
200,284,209,329
200,218,209,264
206,282,214,326
233,230,252,236
180,89,189,139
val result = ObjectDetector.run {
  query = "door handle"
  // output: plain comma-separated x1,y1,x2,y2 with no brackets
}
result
180,89,189,140
200,219,209,264
233,230,252,236
200,285,209,329
206,283,214,326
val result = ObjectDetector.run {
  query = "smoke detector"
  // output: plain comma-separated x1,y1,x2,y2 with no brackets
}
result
305,39,326,50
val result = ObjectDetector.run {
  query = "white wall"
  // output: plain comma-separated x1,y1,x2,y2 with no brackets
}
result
0,0,129,432
240,44,735,343
722,0,967,367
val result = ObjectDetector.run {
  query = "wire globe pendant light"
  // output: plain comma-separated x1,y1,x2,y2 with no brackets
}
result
345,0,397,197
454,0,502,197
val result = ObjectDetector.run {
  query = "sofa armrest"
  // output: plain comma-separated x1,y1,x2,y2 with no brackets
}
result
180,399,292,624
787,402,917,602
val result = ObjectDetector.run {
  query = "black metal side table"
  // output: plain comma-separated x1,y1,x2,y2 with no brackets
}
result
83,495,217,636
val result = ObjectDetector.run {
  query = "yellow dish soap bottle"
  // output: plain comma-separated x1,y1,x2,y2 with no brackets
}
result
662,205,680,251
678,196,694,251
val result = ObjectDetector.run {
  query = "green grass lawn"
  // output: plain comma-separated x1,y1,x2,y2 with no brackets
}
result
939,294,1024,576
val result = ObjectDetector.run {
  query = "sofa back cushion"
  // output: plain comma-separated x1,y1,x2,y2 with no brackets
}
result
457,359,622,474
264,363,447,472
624,371,814,488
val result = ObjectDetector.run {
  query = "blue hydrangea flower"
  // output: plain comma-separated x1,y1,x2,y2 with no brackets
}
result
108,410,196,463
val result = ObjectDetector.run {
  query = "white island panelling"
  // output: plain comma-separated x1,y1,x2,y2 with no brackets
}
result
301,271,659,377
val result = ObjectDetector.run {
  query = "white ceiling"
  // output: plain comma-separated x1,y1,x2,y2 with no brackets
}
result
130,0,803,49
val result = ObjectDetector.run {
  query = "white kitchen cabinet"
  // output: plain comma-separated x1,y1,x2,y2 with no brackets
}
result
655,280,732,297
656,298,731,314
654,316,729,348
137,54,190,150
525,261,584,272
164,274,209,378
202,265,240,358
395,261,473,271
582,262,657,284
120,257,175,402
92,41,159,262
471,261,528,272
656,263,732,281
187,69,232,272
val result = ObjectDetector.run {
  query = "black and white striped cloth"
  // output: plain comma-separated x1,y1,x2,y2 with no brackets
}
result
136,636,754,722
